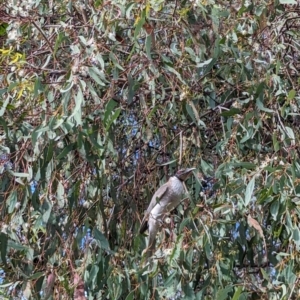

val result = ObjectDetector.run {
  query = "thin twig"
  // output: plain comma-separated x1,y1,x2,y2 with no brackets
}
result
179,130,182,166
31,20,57,62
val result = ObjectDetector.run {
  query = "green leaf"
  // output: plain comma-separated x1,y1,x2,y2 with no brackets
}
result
284,126,295,142
0,23,8,36
125,291,135,300
94,228,110,251
256,99,274,113
186,102,196,123
12,172,30,178
0,282,14,288
272,133,280,152
56,181,65,208
245,177,255,206
8,240,28,251
45,141,54,163
104,99,118,124
202,57,217,75
88,67,106,86
182,283,195,300
220,108,241,117
287,89,296,100
164,65,186,84
232,286,243,300
292,228,300,250
279,0,297,3
0,96,10,117
105,108,121,131
42,200,52,223
32,125,50,146
179,218,191,233
54,31,65,55
164,271,177,287
89,264,99,288
145,35,152,59
270,200,279,220
57,143,75,159
216,286,232,300
0,233,8,264
60,80,74,93
196,58,213,68
201,159,213,173
7,190,18,214
158,159,177,166
73,88,83,125
0,117,9,137
231,162,256,169
127,74,135,104
29,272,44,280
169,235,183,261
125,3,135,19
109,52,125,71
134,11,146,39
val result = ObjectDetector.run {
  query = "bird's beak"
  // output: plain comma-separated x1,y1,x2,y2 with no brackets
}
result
185,168,196,174
181,168,196,179
181,168,196,180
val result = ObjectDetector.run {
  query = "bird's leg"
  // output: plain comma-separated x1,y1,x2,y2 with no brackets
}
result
183,181,188,193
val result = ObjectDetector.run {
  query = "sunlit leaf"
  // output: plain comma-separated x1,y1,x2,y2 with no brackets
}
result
134,10,146,38
279,0,297,3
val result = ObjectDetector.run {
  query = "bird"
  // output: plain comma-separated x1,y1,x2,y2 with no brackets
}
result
139,167,196,258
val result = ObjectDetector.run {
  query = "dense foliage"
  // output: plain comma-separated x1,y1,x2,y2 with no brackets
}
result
0,0,300,299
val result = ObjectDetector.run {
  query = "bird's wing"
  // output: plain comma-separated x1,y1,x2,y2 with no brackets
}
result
147,183,169,213
139,183,169,234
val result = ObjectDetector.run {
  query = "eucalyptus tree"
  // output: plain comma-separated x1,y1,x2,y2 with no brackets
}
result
0,0,299,298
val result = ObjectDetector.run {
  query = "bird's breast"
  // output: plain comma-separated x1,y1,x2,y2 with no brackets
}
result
168,176,185,196
150,176,185,218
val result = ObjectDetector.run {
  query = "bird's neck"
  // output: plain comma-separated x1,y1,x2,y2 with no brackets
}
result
174,175,184,181
171,175,184,184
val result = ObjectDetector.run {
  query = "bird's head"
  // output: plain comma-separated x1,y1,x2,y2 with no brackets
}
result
175,168,196,181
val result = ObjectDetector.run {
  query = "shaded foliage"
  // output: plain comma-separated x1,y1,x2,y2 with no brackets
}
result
0,0,300,298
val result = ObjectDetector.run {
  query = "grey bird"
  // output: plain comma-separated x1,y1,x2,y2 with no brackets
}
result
139,168,196,257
